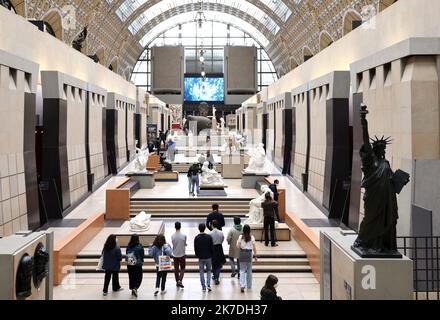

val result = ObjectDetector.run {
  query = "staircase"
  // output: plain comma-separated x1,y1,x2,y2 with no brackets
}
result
69,253,311,274
130,198,251,217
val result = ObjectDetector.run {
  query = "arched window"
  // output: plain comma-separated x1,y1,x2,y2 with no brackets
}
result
342,9,363,36
319,31,334,51
302,46,313,63
40,9,63,40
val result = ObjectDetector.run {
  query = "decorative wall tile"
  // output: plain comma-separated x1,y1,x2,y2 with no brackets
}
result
2,200,11,223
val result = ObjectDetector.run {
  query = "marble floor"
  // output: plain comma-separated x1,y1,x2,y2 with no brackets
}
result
45,153,342,300
132,177,260,199
54,272,319,300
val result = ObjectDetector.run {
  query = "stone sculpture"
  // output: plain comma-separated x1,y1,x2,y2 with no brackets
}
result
201,161,224,186
244,143,268,174
134,140,149,172
129,211,151,232
244,185,274,225
352,104,410,257
183,115,212,135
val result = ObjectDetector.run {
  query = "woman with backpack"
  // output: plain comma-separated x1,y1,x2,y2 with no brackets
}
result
126,234,145,297
236,225,258,292
101,234,123,296
149,235,173,296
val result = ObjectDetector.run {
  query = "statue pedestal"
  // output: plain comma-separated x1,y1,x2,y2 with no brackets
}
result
241,172,270,189
114,221,165,247
320,230,413,300
246,223,291,241
154,171,179,181
125,171,155,188
222,154,245,178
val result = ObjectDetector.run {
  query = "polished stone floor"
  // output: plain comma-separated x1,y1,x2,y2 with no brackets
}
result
54,272,319,300
46,153,339,300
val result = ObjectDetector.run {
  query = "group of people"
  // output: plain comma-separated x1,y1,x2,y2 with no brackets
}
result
99,206,282,300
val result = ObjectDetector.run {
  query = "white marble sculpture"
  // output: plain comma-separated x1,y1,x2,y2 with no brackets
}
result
134,140,149,172
244,185,274,225
244,143,269,174
201,161,224,186
129,211,151,232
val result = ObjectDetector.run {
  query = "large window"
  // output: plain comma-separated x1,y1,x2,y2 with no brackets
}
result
131,21,277,92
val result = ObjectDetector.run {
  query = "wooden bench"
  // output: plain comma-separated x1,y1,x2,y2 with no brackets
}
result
285,211,320,281
105,177,131,220
146,154,160,171
264,177,286,221
53,212,105,285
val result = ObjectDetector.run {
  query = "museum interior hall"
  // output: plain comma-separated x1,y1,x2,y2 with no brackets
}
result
1,0,440,302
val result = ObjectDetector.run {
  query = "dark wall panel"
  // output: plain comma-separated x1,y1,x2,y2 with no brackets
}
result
323,98,351,220
106,109,118,175
348,92,364,231
42,98,70,217
23,92,41,229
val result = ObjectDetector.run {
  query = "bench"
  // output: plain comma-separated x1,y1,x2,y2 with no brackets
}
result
285,211,320,281
53,212,105,285
120,179,140,196
105,178,131,220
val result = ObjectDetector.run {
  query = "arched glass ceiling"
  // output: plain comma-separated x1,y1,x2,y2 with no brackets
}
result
138,11,270,47
126,0,279,36
108,0,291,23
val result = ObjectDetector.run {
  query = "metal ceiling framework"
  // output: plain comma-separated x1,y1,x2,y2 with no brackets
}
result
11,0,398,80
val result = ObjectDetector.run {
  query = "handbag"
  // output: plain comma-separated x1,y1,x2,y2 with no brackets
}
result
96,255,104,271
158,246,173,271
239,248,253,263
126,251,137,266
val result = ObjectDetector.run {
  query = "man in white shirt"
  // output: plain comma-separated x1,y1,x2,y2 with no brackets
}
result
171,221,187,288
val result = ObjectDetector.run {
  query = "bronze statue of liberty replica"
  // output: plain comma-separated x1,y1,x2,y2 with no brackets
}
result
351,104,410,258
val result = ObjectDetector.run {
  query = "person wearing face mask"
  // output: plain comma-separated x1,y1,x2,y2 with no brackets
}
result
260,274,282,300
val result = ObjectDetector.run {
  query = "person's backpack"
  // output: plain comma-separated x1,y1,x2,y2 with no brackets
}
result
126,250,137,266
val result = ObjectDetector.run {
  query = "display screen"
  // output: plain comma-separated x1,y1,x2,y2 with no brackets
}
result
184,77,224,102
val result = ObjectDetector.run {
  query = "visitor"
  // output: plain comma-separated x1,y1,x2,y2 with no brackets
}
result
206,150,215,169
125,234,144,298
226,216,242,278
167,133,176,162
147,141,155,153
236,224,257,292
194,223,213,292
187,162,201,196
262,193,278,247
210,220,226,285
171,221,187,289
101,234,123,296
268,179,282,222
206,204,225,231
149,235,173,296
260,275,282,300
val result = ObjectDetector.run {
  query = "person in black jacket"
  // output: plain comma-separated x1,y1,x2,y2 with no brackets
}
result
261,193,278,247
194,223,213,292
187,163,201,196
101,234,123,296
206,204,225,231
260,274,282,300
268,180,282,222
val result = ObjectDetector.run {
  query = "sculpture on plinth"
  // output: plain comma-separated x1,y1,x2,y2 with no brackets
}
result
134,140,149,173
201,161,224,186
244,185,274,225
351,104,410,258
223,132,247,154
129,211,151,232
244,143,269,174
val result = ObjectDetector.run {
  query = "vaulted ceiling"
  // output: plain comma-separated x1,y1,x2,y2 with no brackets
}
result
9,0,397,80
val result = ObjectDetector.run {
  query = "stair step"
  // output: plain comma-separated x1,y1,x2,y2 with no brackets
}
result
76,253,307,259
72,258,310,267
69,265,312,273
